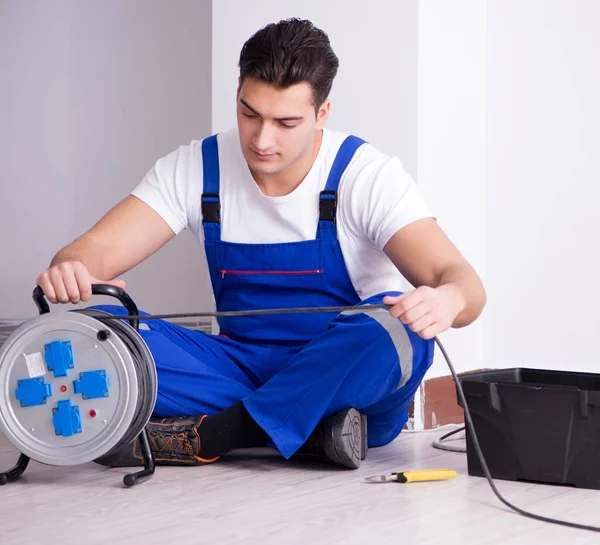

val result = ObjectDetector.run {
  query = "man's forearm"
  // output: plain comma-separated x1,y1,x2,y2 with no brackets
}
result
436,262,486,328
49,236,109,280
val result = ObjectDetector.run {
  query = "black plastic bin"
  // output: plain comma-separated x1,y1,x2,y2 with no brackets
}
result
456,367,600,490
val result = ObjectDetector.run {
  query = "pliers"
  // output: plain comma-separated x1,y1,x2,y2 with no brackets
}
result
365,468,457,483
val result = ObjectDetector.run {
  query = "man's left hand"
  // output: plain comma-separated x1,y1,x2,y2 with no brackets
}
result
383,285,466,340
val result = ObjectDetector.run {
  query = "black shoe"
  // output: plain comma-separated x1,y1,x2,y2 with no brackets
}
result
94,415,220,467
296,408,368,469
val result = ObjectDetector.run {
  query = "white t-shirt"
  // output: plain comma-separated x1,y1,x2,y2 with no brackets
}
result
131,127,434,300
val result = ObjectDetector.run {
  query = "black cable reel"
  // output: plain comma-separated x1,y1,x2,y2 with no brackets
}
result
0,285,158,487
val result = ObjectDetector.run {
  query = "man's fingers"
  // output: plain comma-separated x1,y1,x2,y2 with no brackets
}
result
397,301,430,325
35,261,99,305
387,291,424,318
36,273,57,304
74,263,92,302
408,313,436,334
385,285,454,339
62,268,82,303
49,269,70,304
419,323,441,340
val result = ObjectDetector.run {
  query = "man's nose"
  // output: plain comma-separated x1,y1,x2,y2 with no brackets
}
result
253,123,276,151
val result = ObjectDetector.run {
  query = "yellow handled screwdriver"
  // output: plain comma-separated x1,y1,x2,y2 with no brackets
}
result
365,469,457,484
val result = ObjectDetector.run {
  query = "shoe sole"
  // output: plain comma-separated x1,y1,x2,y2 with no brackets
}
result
323,408,368,469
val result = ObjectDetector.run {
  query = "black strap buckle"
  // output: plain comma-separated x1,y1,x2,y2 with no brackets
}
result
201,193,221,223
319,190,337,222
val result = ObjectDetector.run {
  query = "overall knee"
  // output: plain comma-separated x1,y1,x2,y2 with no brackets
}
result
331,314,400,375
336,307,432,390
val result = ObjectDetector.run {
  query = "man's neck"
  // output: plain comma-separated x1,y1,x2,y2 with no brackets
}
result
252,130,323,197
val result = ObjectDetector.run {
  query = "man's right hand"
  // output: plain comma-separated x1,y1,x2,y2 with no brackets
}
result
36,261,126,304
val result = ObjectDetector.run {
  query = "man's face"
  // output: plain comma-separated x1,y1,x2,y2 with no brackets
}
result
236,76,329,178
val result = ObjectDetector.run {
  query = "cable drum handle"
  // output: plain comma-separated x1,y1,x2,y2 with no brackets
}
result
32,284,140,330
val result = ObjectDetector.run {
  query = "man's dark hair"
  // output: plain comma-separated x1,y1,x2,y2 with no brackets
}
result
238,18,339,111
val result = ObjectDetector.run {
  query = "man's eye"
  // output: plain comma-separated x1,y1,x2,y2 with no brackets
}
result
243,112,257,118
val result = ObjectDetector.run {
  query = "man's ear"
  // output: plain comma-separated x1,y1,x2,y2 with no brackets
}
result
316,100,331,129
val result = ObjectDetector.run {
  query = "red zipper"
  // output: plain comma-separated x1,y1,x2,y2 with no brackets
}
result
218,269,323,279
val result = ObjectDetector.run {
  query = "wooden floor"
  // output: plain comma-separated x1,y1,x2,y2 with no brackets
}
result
1,426,599,545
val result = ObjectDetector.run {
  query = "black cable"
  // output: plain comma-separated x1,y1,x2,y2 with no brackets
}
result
93,303,391,321
98,304,600,533
439,425,466,441
432,425,466,453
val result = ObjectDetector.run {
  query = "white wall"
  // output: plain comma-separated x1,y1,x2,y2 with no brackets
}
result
417,0,487,377
0,0,212,319
418,0,600,378
212,0,419,179
485,0,600,373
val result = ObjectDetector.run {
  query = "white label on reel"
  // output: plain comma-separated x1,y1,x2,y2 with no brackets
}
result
24,352,46,378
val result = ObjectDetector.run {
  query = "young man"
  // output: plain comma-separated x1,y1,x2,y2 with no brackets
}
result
37,19,486,469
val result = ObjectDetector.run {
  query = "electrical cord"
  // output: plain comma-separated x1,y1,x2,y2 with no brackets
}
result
94,303,391,321
97,304,600,533
432,425,466,453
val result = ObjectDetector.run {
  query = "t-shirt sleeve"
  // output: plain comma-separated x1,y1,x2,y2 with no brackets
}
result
130,146,192,235
342,154,435,250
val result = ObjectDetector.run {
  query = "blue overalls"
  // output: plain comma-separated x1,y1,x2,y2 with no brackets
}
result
93,134,434,458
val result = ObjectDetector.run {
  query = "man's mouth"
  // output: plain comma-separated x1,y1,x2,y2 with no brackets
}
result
252,150,276,160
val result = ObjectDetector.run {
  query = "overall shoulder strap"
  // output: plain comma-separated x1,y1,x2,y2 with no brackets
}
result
318,135,367,240
201,134,221,241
